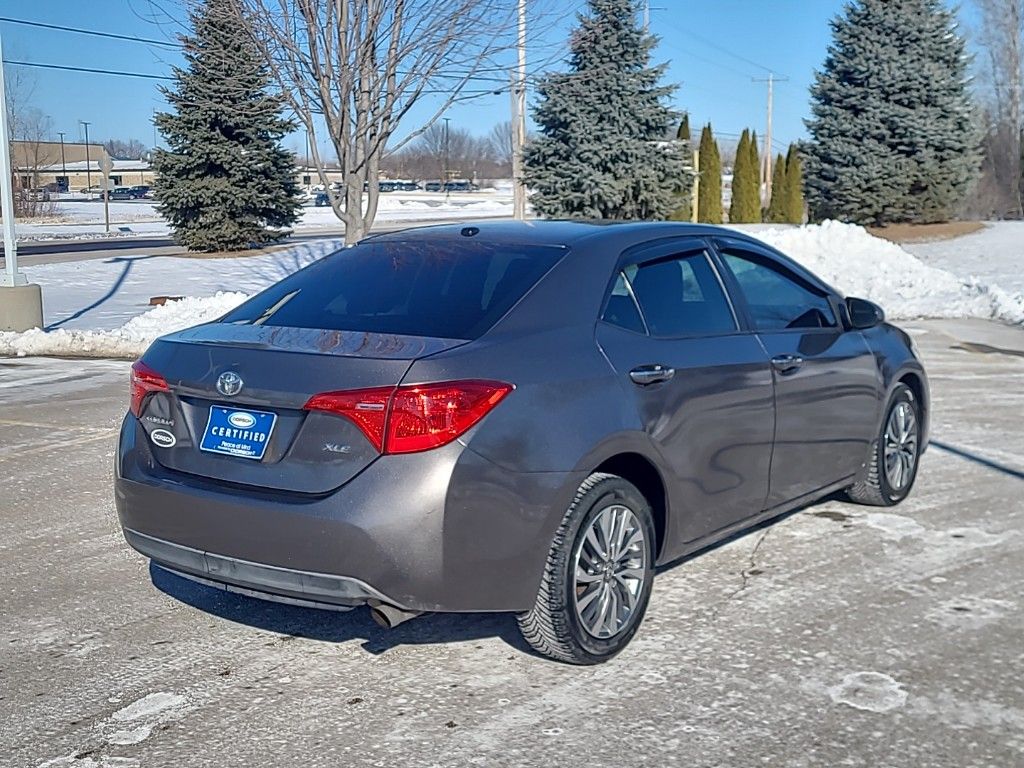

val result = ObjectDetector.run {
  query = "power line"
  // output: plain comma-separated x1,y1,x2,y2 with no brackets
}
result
0,15,179,48
3,59,172,81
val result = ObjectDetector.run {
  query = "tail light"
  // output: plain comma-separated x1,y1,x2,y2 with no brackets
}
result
305,380,513,454
130,360,169,417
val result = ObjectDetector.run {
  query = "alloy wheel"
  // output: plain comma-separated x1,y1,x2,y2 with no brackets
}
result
572,504,648,639
883,400,918,491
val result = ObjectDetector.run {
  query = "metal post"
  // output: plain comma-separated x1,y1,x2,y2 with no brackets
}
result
57,131,67,192
0,30,25,287
80,121,92,194
511,0,527,220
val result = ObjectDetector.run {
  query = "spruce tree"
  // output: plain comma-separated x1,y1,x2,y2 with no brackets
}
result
697,124,723,224
749,131,761,218
730,129,760,223
784,145,805,224
524,0,690,219
804,0,979,224
668,114,694,220
765,154,789,223
153,0,301,251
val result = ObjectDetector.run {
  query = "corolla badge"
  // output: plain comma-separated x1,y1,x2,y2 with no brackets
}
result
216,371,244,397
151,429,177,448
227,411,257,429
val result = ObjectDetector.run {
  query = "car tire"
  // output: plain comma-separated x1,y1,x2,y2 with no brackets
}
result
844,383,921,507
517,472,656,665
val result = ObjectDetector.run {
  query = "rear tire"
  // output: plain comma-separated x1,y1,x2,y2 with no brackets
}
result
517,473,656,665
844,384,921,507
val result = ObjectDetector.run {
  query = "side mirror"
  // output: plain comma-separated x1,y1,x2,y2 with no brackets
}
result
846,297,885,329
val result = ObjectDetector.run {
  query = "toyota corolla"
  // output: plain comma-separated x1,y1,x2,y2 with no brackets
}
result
115,221,928,664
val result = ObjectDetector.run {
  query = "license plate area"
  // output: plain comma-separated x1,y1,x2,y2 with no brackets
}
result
200,405,277,460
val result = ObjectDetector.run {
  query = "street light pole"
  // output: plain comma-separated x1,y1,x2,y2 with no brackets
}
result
80,121,92,194
57,131,67,192
0,27,43,332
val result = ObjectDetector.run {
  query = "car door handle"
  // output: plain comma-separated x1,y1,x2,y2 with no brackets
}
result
629,364,675,386
770,354,804,373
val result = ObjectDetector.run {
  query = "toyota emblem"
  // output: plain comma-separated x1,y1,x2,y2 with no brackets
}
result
216,371,244,397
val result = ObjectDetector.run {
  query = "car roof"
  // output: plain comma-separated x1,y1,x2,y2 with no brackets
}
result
360,220,840,296
361,219,765,249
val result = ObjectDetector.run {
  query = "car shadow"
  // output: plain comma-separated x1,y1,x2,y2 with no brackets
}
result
149,563,535,657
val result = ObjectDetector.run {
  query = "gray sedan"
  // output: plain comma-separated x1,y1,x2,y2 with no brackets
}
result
115,221,928,664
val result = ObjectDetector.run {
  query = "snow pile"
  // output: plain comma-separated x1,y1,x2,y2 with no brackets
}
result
2,221,1022,360
0,292,248,359
748,220,1024,325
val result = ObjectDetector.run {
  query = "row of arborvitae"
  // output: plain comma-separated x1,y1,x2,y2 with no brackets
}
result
685,122,804,225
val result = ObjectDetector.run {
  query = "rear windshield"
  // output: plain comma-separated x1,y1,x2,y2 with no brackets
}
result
220,239,566,340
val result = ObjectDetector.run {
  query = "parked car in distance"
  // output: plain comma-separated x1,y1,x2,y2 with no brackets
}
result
444,180,477,192
79,185,104,195
129,185,151,199
399,181,422,191
116,221,928,665
103,187,135,201
424,181,442,192
314,191,332,207
20,188,51,202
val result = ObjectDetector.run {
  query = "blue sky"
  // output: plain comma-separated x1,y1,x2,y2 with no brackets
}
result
2,0,855,157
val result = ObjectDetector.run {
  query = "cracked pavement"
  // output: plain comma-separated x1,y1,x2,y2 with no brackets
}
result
1,318,1022,767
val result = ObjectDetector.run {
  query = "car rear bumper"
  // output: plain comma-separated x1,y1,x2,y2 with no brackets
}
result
115,416,583,614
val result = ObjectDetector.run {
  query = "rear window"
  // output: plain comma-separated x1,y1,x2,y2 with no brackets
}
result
220,239,566,340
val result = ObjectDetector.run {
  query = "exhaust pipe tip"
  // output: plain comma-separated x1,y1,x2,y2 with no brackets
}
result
368,601,422,629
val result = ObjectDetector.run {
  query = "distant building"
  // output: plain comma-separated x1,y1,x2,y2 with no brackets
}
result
12,140,113,190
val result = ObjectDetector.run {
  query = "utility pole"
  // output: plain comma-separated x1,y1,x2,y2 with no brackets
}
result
753,72,788,206
57,131,67,192
0,28,43,331
80,121,93,194
443,116,451,201
511,0,527,220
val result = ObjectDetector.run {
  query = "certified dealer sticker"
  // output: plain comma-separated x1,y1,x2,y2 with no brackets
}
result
151,429,177,448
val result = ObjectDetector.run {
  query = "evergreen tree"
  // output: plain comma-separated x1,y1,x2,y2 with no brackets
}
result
804,0,979,225
677,113,691,142
668,114,694,220
697,124,723,223
730,129,760,223
524,0,690,219
765,154,789,223
153,0,301,251
784,145,805,224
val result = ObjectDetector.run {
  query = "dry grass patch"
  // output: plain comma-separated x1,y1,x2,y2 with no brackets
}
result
867,221,985,244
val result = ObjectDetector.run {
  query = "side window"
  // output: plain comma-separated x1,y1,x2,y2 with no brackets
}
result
720,250,838,331
628,252,737,337
601,272,646,333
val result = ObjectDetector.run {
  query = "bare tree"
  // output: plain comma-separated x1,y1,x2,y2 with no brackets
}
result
971,0,1023,218
104,138,149,160
235,0,540,241
487,120,513,167
3,64,57,217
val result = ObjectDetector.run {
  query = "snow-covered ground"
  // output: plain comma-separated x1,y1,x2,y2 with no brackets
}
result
2,220,1022,359
8,192,515,241
903,221,1024,295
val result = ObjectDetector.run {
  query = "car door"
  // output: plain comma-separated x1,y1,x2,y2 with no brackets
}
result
711,239,881,508
595,239,775,556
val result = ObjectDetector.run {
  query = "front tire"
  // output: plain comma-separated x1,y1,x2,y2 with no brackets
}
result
844,383,921,506
517,473,656,664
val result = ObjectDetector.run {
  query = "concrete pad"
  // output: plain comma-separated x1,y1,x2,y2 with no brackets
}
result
0,282,44,331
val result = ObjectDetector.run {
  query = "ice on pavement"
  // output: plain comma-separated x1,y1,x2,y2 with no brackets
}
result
2,220,1023,359
828,671,908,713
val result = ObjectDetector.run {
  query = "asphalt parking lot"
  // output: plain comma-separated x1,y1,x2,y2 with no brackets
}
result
2,319,1022,767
